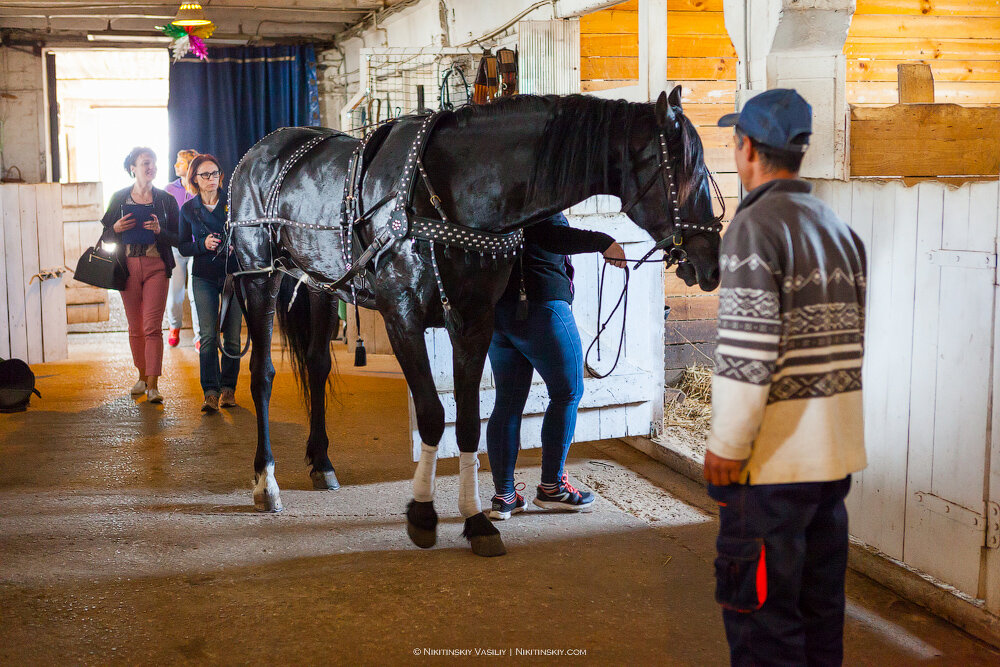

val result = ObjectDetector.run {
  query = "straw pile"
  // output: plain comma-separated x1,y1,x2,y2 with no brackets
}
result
664,365,713,434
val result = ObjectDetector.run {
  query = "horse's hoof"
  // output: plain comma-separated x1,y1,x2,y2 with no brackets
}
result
463,512,506,557
310,469,340,490
253,491,283,513
406,499,438,549
253,464,283,512
406,521,437,549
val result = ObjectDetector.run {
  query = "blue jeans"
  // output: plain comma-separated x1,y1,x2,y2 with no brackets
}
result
487,299,584,496
192,275,242,395
708,477,852,667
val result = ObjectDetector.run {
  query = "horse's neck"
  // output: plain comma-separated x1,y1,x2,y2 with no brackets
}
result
441,111,626,229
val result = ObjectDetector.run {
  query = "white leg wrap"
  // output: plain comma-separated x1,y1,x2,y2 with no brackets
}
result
413,443,438,502
458,452,482,518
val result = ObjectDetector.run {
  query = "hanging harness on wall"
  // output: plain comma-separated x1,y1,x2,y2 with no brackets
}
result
472,48,517,105
439,63,471,111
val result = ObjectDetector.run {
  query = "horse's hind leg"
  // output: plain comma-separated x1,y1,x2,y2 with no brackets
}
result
244,273,284,512
382,314,443,549
450,314,506,557
305,290,339,490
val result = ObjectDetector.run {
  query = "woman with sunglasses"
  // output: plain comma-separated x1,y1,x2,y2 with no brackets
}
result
178,154,242,413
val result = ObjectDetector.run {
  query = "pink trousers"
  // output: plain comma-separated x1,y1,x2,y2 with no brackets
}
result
121,256,169,377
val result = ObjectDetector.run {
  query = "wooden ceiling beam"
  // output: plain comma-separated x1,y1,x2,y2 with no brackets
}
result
0,1,384,9
0,7,369,21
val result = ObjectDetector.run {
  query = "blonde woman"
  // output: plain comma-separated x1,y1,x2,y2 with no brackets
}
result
164,149,200,348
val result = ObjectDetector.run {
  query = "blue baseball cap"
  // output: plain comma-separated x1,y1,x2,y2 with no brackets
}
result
717,88,812,153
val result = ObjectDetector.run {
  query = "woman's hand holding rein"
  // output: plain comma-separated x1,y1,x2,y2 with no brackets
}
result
603,241,627,269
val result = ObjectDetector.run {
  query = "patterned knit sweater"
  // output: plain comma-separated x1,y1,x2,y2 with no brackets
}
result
707,179,868,484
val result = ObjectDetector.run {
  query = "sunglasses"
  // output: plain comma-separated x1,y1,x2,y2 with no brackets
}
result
196,170,221,180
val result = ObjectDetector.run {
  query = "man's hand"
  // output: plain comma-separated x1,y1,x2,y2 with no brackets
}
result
704,450,745,486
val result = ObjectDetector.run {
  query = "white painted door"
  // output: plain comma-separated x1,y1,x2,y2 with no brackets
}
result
815,179,999,598
903,182,997,595
409,196,666,458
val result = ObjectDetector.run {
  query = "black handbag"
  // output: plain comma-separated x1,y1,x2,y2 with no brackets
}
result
74,231,128,291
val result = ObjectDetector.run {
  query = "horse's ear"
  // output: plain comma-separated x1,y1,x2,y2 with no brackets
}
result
668,85,683,110
655,90,676,129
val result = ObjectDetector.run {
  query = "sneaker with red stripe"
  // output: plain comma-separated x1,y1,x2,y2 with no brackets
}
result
533,474,594,512
489,483,526,521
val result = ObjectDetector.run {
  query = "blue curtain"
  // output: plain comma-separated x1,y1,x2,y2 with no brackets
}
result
167,45,320,178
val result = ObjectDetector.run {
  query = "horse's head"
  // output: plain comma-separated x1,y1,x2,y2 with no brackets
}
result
622,86,722,292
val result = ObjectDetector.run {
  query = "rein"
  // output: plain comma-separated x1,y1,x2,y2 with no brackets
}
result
584,265,629,379
587,117,724,378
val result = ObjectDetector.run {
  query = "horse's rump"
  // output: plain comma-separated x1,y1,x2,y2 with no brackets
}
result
230,126,354,224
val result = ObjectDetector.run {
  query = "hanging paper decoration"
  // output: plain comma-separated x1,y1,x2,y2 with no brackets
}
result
157,21,215,62
169,33,192,61
188,35,208,60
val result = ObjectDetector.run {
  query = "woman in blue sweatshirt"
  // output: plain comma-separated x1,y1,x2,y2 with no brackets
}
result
487,212,626,519
178,154,242,413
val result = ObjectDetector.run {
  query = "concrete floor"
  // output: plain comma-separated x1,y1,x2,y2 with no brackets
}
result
1,332,998,665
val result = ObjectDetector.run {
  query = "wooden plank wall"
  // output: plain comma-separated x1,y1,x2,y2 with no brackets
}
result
1,184,69,363
847,1,1000,105
581,0,738,378
580,0,639,90
61,182,110,324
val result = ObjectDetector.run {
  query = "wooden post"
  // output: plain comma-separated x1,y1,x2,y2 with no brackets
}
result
2,185,28,361
0,188,8,359
35,183,67,362
898,63,934,104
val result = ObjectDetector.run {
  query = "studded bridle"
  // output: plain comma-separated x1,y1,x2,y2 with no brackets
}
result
620,125,725,270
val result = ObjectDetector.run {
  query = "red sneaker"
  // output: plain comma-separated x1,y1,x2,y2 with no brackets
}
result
167,328,180,347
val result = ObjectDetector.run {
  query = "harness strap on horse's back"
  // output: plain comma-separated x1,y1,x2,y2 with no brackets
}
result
387,112,524,333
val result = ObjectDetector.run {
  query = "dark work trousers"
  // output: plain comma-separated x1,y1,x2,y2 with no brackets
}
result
708,477,852,667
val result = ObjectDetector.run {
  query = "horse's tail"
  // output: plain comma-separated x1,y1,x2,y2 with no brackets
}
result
274,274,313,403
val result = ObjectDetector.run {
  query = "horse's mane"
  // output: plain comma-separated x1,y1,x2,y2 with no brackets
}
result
449,94,704,205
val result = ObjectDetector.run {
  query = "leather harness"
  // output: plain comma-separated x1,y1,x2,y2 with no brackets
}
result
219,111,720,359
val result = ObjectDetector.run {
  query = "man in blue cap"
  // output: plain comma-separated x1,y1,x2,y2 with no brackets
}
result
704,89,868,666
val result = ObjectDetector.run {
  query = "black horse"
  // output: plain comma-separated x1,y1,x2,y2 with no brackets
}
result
228,87,722,557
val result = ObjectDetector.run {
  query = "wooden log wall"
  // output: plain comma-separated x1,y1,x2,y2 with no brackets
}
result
847,1,1000,106
581,0,737,378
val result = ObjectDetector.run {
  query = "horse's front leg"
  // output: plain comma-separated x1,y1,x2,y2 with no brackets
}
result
305,290,339,491
450,312,506,557
382,312,444,549
245,273,284,512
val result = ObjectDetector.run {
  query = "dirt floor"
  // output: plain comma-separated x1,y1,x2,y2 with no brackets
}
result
1,332,998,665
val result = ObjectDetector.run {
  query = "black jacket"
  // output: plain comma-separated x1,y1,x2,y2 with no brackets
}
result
100,186,180,277
178,189,231,281
500,213,614,305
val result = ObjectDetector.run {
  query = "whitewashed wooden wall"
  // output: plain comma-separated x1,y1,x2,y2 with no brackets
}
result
409,195,665,459
813,178,1000,599
1,184,68,363
61,183,109,325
